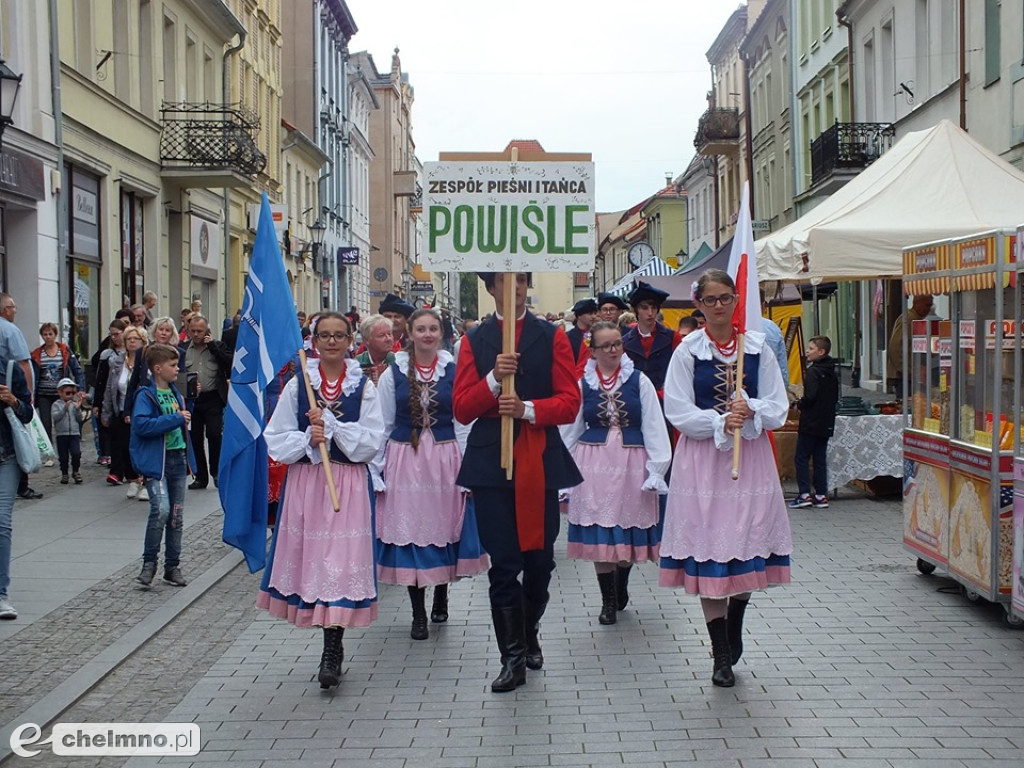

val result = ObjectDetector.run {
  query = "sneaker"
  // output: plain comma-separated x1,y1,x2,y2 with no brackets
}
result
812,495,830,509
72,472,83,484
788,494,813,509
125,481,140,499
138,486,149,502
163,567,187,587
99,456,111,466
60,474,69,484
0,597,16,620
106,474,122,486
136,562,157,587
17,488,43,500
44,458,55,468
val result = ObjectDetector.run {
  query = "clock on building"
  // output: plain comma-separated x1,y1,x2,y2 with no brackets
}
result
627,241,655,269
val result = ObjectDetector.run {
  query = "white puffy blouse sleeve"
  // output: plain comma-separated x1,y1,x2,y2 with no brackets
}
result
638,375,671,491
558,383,585,455
329,376,386,464
369,366,396,489
265,378,310,464
664,344,723,443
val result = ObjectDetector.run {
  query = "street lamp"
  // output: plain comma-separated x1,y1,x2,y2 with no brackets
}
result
0,59,23,153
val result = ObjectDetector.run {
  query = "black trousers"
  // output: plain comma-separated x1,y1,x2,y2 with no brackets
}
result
189,391,224,485
794,432,830,497
109,416,138,481
56,435,82,473
471,487,560,609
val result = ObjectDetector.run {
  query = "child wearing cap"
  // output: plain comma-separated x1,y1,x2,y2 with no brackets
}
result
52,378,89,484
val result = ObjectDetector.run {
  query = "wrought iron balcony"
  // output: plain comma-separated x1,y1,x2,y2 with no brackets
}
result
810,122,895,187
694,107,740,156
160,102,267,188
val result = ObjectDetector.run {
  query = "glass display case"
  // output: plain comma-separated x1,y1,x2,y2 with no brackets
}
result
901,241,952,572
945,230,1017,611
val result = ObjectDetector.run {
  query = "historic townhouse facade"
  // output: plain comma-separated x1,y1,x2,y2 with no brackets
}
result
346,52,378,317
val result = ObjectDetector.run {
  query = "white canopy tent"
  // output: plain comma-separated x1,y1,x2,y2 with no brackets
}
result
756,120,1024,282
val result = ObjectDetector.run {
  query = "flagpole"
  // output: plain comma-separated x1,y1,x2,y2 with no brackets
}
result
501,272,515,480
731,333,745,480
298,349,341,512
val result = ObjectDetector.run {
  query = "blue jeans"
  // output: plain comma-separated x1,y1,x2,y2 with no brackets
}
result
794,432,830,497
143,449,188,569
0,457,21,598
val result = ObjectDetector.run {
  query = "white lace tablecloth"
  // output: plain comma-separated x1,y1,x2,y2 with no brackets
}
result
827,414,905,489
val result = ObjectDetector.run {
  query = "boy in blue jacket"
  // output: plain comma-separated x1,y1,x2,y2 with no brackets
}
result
131,343,196,588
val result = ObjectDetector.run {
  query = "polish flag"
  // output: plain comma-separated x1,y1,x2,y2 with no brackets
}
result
726,184,763,335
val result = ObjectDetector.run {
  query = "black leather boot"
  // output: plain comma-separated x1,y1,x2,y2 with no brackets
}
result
597,571,617,625
522,598,547,670
431,584,449,623
491,605,527,692
706,617,735,688
408,586,428,640
727,597,749,664
615,564,632,611
318,627,345,689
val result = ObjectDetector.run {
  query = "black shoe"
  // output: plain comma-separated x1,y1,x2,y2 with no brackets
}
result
727,597,749,665
318,627,345,689
136,562,157,587
188,481,207,491
163,567,187,587
17,488,43,500
523,598,547,671
597,571,618,625
408,586,428,640
615,564,632,611
491,605,528,692
431,584,449,623
707,617,735,688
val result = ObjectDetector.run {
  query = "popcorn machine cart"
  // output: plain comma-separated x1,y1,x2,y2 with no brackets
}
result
904,230,1022,627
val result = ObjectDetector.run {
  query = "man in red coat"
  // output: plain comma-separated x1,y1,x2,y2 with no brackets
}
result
453,272,582,693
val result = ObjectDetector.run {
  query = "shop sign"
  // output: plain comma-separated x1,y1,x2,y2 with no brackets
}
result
410,281,434,294
190,215,220,278
0,148,45,201
984,319,1020,350
958,242,991,267
338,246,359,266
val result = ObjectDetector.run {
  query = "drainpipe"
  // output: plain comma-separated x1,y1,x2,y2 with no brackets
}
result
49,0,68,341
837,7,854,120
837,6,859,386
959,0,966,130
222,31,246,320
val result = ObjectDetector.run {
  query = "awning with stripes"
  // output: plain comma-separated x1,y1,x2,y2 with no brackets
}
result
607,257,676,297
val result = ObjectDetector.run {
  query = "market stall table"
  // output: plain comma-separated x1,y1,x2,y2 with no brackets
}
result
828,414,905,489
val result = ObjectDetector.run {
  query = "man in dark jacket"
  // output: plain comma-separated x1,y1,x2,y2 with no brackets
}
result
790,335,839,509
622,281,681,397
565,298,597,377
181,314,232,490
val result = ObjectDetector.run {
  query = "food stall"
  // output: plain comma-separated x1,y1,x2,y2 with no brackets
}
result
901,240,952,576
1012,227,1024,624
904,230,1023,626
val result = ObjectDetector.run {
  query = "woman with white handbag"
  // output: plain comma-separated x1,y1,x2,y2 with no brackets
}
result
0,356,35,620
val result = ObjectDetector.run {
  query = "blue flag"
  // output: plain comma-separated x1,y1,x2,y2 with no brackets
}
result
220,192,303,572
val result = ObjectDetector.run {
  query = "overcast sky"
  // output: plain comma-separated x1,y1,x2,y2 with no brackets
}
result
346,1,741,213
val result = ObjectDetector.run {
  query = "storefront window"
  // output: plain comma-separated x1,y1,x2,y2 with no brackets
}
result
67,166,102,360
120,191,145,306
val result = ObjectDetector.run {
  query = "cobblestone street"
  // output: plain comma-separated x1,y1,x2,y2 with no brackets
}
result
2,476,1022,767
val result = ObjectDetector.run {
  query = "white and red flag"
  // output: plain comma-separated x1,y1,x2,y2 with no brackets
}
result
726,183,763,336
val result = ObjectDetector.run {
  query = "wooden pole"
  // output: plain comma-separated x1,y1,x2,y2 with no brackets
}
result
501,273,516,480
731,333,746,480
298,349,341,511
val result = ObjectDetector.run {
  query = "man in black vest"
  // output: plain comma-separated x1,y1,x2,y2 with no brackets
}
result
566,297,597,377
622,281,681,397
453,272,583,693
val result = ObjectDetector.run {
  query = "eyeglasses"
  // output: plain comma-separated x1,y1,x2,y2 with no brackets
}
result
316,331,351,342
592,340,623,352
698,294,736,307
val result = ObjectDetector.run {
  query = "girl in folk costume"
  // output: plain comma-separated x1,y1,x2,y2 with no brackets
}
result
258,313,386,690
373,308,488,640
660,269,793,688
560,321,671,625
